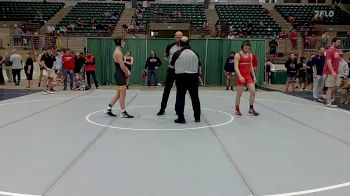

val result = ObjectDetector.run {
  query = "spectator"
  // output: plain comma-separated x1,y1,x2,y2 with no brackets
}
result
278,30,288,39
259,20,265,27
285,54,298,92
0,54,4,85
339,56,349,79
321,32,329,48
265,58,273,85
55,49,63,82
62,49,75,90
47,26,55,35
288,16,295,28
306,54,315,90
311,13,322,24
124,51,133,89
74,52,85,79
90,17,96,25
342,32,350,52
104,10,112,17
269,38,278,56
68,22,76,31
59,26,67,35
262,8,269,15
40,48,56,94
85,51,99,90
297,57,307,91
308,34,317,49
13,24,24,46
245,19,253,35
348,57,350,78
24,52,34,89
142,0,148,9
35,10,43,21
144,50,162,87
10,49,23,86
227,32,235,39
128,23,135,32
289,29,298,51
312,47,326,102
76,18,84,27
2,53,12,83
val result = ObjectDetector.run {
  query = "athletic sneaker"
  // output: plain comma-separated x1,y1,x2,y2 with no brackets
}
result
121,111,134,118
105,109,117,117
48,91,55,94
317,98,325,102
42,91,47,95
235,109,242,116
326,104,338,108
231,87,234,91
249,108,260,116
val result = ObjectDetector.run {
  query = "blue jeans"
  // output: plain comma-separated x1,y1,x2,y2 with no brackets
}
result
63,69,74,89
147,70,158,86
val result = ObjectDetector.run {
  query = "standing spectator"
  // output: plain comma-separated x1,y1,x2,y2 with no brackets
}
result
10,49,23,86
0,54,4,85
13,25,24,46
324,38,342,107
35,10,43,21
308,34,317,49
24,52,34,89
339,55,349,79
285,53,298,92
306,54,315,90
74,52,85,77
312,47,326,102
224,51,235,90
124,51,133,89
342,32,350,52
41,48,56,94
62,49,75,90
3,52,12,83
245,19,253,35
321,32,329,48
269,38,278,56
297,57,307,91
37,48,46,87
265,58,273,85
55,49,63,82
85,51,99,89
227,32,235,39
144,50,162,87
289,29,298,51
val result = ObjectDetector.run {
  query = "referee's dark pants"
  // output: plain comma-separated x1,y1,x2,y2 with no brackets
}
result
160,67,176,111
175,73,201,120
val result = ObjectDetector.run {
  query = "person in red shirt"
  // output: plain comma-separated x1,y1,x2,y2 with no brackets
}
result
62,49,75,90
234,41,259,116
324,37,342,107
288,16,295,27
289,29,298,51
85,51,99,89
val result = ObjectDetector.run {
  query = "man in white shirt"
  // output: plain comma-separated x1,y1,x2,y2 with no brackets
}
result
10,49,23,86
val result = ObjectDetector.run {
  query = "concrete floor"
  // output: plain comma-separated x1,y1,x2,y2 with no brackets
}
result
0,89,349,196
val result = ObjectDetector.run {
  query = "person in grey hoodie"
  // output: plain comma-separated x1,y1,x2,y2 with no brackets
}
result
10,49,23,86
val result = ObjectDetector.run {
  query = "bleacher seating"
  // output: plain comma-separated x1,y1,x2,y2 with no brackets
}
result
0,1,64,31
56,2,125,35
275,5,350,26
215,4,281,37
135,4,207,29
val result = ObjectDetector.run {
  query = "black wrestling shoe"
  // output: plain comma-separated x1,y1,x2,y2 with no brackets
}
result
105,109,117,117
121,111,134,118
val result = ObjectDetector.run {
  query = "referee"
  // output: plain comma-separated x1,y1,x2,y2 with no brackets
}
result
157,31,183,115
171,36,201,124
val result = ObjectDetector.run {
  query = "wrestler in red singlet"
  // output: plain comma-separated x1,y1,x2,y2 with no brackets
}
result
236,53,254,86
234,41,259,116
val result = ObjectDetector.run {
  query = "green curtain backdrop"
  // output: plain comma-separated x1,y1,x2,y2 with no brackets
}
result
87,38,266,85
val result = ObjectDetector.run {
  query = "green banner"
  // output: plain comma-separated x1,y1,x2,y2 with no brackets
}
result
87,38,266,85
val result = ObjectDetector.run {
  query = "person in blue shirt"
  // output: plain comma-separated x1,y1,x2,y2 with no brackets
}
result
224,51,235,90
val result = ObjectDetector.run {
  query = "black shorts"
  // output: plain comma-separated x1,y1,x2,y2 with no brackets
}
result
126,64,131,71
114,69,126,86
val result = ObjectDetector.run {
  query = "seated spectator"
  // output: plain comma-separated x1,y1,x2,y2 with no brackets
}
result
311,13,322,24
59,26,67,35
35,10,43,21
68,22,76,31
90,17,96,25
47,26,55,35
262,8,269,15
342,32,350,52
76,18,84,27
259,20,265,27
104,10,112,17
278,30,288,39
142,0,148,9
128,24,135,31
288,16,295,27
203,21,209,28
227,32,235,39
